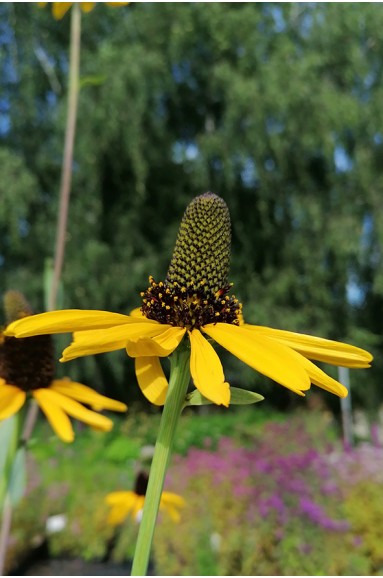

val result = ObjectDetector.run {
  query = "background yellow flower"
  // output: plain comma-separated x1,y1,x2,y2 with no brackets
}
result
38,2,129,20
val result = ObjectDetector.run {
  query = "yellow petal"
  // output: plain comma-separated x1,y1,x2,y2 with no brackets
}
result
129,307,145,318
298,357,348,398
132,495,145,520
35,388,114,436
50,379,127,412
126,327,186,358
160,493,185,523
245,325,373,368
61,320,164,361
107,2,130,6
105,491,136,505
33,389,75,442
189,329,230,407
203,324,310,395
52,3,73,19
160,492,186,508
37,2,47,7
135,357,168,405
105,491,137,525
5,310,147,338
80,2,96,13
0,383,26,420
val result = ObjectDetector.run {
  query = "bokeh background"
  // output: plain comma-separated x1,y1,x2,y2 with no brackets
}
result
1,3,383,575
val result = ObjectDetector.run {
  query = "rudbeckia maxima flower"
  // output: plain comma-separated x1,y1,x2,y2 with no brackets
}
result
5,194,373,408
105,471,185,525
1,291,127,442
38,2,129,20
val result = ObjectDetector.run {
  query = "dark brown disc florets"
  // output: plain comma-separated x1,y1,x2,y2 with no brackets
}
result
134,471,149,496
140,276,241,330
0,334,55,392
1,291,55,391
140,193,242,330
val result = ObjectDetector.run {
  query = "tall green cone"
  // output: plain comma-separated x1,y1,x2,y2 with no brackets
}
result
141,193,240,329
166,193,231,295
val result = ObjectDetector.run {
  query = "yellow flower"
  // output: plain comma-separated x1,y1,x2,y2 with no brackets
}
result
5,194,373,407
1,291,127,443
105,471,185,525
38,2,129,20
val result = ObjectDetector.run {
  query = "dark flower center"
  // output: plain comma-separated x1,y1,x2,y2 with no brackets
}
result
134,471,149,496
141,276,241,330
0,334,55,392
141,192,242,330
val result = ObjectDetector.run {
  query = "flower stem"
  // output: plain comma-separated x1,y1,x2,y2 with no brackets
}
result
131,347,190,576
48,2,81,312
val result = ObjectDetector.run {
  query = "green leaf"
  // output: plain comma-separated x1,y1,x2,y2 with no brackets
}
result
8,448,26,507
185,388,264,406
80,75,106,89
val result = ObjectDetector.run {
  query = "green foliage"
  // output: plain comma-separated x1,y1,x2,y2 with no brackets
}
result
7,409,383,575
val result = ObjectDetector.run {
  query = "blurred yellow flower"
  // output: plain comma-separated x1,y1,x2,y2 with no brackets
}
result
0,291,127,443
105,472,185,525
38,2,129,20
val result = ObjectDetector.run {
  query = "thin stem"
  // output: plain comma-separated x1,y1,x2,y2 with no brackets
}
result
131,347,190,576
48,3,81,312
0,497,12,576
21,400,39,445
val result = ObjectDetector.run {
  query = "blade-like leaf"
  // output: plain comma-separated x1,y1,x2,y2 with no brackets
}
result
185,387,264,406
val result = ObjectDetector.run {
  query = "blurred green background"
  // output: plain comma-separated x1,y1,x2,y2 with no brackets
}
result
0,2,382,413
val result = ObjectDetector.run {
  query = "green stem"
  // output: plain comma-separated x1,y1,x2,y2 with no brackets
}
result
0,407,24,575
48,3,81,312
131,347,190,576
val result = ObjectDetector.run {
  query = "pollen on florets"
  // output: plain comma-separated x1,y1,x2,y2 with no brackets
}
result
140,193,242,330
140,275,242,330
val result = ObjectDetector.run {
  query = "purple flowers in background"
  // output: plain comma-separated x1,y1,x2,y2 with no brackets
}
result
168,416,383,537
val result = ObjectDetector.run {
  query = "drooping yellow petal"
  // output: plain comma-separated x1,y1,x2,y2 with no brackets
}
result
50,380,127,412
203,323,310,395
0,382,26,420
159,493,185,522
4,310,149,338
35,388,114,436
189,329,230,407
160,492,186,508
245,325,373,368
61,320,164,361
105,491,137,525
52,3,74,19
135,357,169,405
33,389,75,442
126,327,186,358
297,357,348,398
